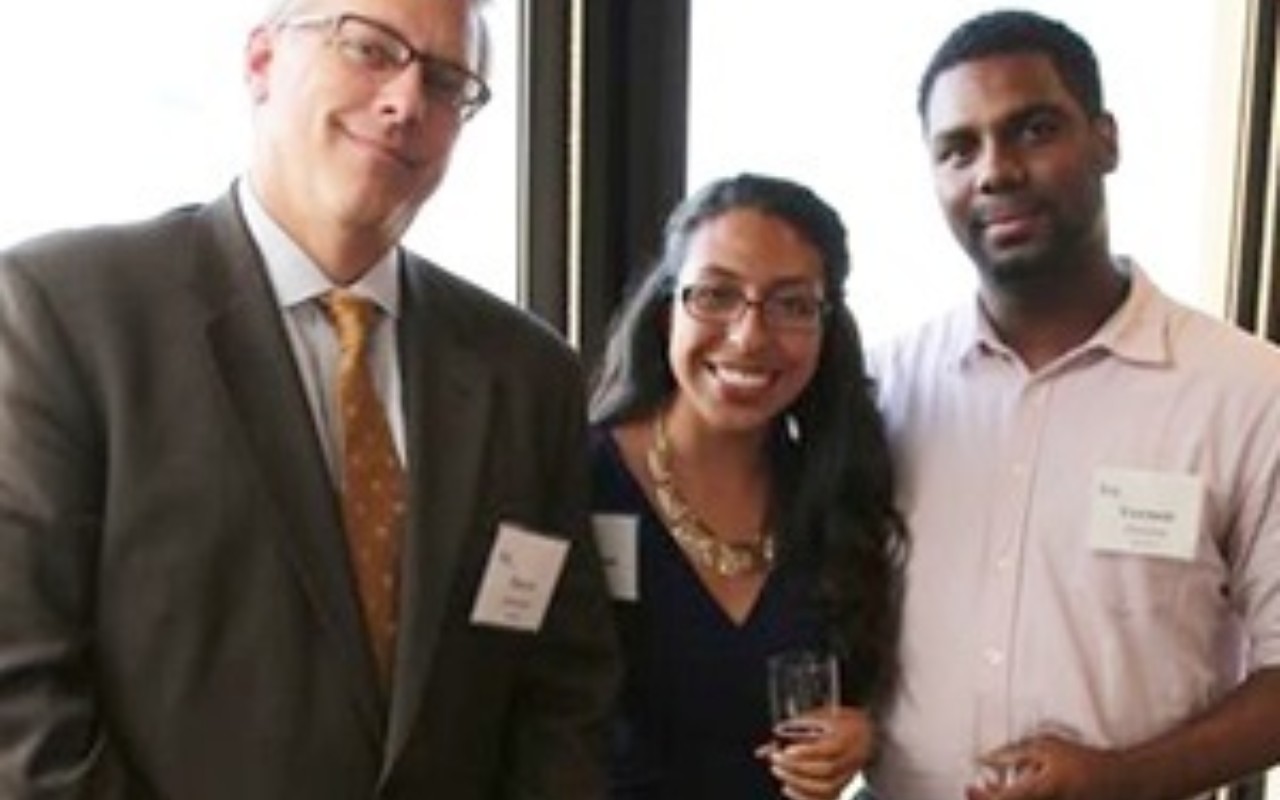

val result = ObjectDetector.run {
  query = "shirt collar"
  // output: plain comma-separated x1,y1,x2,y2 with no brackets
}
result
950,257,1171,372
237,178,401,318
1085,259,1169,366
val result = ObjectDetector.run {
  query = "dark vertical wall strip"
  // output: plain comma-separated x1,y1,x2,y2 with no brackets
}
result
523,0,573,332
1259,0,1279,343
1230,0,1278,347
575,0,690,368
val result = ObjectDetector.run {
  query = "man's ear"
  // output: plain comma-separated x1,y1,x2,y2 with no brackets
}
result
1093,111,1120,174
244,26,275,104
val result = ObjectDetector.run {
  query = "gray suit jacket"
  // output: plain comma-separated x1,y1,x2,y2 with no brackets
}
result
0,191,619,799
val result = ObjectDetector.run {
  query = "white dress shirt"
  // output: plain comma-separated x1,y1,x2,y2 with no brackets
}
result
236,180,406,482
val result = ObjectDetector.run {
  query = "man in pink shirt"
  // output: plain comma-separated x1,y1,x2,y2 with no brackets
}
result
865,10,1280,800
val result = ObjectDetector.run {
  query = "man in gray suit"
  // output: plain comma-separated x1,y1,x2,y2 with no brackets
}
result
0,0,619,797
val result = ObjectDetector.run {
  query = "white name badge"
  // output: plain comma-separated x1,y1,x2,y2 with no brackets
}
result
1089,467,1203,561
591,513,639,602
470,522,569,632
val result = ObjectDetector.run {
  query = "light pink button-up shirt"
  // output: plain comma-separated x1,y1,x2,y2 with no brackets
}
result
865,262,1280,800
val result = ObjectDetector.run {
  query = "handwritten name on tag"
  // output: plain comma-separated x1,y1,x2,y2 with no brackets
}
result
470,522,569,632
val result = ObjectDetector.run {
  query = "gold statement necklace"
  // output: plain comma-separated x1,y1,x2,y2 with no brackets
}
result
645,413,776,577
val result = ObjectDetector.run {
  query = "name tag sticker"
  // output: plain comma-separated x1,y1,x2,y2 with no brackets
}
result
1089,467,1203,561
470,522,569,632
591,513,639,602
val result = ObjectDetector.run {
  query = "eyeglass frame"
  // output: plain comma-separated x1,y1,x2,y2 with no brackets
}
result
276,12,492,120
677,282,831,331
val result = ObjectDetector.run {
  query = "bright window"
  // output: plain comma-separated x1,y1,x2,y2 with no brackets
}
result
689,0,1246,344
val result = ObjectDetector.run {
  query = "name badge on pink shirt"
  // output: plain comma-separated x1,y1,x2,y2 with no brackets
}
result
1089,467,1203,561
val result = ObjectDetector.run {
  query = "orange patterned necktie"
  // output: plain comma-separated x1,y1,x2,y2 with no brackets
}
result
324,290,407,689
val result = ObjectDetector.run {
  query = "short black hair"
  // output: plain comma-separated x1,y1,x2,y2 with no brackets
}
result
917,9,1105,122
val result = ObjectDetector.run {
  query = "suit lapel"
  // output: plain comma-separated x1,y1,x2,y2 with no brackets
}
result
383,259,493,770
193,194,384,740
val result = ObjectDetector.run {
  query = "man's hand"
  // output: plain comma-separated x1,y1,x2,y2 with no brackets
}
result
966,734,1127,800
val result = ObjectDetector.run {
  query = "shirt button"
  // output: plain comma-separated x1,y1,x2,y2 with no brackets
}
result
984,648,1005,666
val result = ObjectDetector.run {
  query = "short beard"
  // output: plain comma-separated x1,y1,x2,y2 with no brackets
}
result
964,210,1097,297
980,250,1056,289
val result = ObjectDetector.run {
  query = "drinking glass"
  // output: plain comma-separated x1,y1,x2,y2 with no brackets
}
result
970,708,1083,791
766,649,840,747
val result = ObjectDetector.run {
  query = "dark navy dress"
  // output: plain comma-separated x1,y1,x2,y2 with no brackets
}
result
590,429,826,800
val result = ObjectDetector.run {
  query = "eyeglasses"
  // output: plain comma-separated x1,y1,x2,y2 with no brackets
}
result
278,13,491,120
679,282,830,331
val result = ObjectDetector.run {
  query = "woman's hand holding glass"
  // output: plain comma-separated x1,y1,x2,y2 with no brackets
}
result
757,650,873,800
758,705,874,800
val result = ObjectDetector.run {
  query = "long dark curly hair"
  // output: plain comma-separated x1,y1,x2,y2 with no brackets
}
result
590,173,908,706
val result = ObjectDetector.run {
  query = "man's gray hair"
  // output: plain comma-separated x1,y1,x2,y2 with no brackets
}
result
257,0,489,75
260,0,304,25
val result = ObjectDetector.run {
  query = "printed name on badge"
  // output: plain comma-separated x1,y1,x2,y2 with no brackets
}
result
1089,467,1203,561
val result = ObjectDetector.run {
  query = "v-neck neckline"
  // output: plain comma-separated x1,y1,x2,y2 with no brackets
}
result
603,429,777,631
